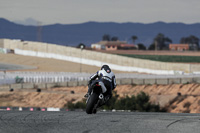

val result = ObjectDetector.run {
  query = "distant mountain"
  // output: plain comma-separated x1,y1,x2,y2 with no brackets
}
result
14,18,39,26
0,18,200,47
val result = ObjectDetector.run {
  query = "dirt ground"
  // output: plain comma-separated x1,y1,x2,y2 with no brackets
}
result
1,84,200,113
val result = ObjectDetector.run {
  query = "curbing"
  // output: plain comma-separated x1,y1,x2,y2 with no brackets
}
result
0,106,133,112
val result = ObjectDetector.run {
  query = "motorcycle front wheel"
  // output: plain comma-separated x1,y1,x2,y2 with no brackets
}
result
86,93,99,114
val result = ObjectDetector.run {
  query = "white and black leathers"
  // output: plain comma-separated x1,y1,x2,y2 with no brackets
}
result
88,68,116,96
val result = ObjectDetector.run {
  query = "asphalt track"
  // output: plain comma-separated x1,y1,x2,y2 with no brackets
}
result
0,111,200,133
0,63,36,71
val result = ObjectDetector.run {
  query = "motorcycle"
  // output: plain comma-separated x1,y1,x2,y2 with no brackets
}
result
85,79,108,114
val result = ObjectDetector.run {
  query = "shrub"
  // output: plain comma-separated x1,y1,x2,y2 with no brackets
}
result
65,91,162,112
65,99,86,110
183,102,191,108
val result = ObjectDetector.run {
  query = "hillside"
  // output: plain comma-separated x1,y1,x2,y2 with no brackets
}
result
0,84,200,113
1,18,200,46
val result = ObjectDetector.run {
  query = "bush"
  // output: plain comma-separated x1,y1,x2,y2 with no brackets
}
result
65,91,162,112
183,102,191,109
65,99,86,110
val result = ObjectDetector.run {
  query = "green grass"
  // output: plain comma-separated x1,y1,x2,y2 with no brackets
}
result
118,54,200,63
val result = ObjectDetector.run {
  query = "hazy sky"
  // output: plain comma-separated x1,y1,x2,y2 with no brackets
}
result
0,0,200,25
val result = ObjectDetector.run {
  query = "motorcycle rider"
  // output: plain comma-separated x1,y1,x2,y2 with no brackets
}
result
84,65,116,103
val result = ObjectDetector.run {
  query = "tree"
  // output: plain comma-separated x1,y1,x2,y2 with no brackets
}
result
137,43,146,50
148,43,155,50
102,34,111,41
180,35,199,47
153,33,172,50
77,43,86,49
131,35,138,44
111,36,118,41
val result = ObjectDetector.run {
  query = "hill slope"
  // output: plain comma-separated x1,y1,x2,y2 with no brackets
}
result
0,84,200,113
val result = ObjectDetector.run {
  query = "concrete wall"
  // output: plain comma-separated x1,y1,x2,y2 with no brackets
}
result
1,39,200,73
0,39,4,48
1,78,199,91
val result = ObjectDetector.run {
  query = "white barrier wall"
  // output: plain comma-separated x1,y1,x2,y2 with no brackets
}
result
1,39,200,73
14,49,176,75
0,39,4,48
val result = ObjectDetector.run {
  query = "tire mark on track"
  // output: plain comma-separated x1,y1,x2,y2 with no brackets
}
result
166,119,186,128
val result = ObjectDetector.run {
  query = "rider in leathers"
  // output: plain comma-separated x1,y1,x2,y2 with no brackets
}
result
85,65,116,102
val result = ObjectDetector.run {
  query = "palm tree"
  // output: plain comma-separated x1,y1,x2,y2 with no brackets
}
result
131,35,138,44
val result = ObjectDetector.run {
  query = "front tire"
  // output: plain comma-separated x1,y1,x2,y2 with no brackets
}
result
86,93,99,114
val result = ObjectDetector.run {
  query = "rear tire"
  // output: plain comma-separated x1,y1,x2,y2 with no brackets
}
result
86,93,99,114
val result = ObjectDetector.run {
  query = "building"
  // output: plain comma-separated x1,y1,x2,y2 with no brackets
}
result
91,43,106,50
169,44,189,51
91,41,136,50
169,44,198,51
119,44,136,50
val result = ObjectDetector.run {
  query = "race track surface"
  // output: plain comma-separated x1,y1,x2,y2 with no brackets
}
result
0,111,200,133
0,62,36,71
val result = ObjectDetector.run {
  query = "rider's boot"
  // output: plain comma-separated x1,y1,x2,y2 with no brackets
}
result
84,93,89,98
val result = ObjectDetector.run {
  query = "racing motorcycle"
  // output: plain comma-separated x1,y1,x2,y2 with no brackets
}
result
86,79,108,114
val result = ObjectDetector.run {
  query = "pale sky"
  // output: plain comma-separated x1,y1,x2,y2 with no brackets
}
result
0,0,200,25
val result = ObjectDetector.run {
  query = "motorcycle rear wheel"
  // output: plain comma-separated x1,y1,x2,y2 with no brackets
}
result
86,93,99,114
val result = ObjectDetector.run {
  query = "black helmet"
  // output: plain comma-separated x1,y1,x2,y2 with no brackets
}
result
101,65,111,73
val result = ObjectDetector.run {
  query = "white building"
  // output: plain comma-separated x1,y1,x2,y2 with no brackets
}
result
91,43,105,50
